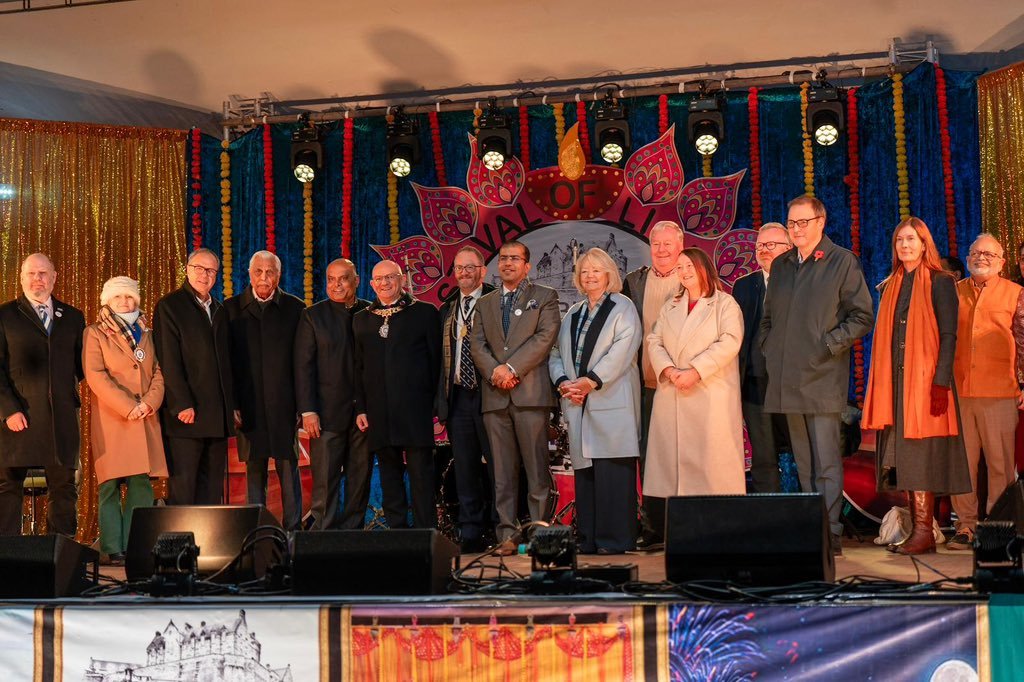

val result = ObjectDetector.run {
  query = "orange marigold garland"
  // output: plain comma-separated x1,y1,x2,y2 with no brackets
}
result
892,73,910,220
262,123,277,253
189,128,203,251
219,138,233,297
518,105,531,171
748,88,762,227
428,110,448,186
844,86,866,404
702,155,713,178
576,99,590,164
553,103,566,146
302,181,314,306
341,118,354,259
934,65,958,257
800,82,815,196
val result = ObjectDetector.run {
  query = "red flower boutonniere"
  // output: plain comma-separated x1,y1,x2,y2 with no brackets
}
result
813,250,825,261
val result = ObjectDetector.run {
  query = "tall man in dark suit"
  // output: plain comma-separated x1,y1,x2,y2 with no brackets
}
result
0,253,85,536
354,260,442,529
733,223,792,493
437,246,495,552
470,240,560,555
621,220,685,547
153,247,234,505
760,196,873,554
294,258,371,530
225,250,306,531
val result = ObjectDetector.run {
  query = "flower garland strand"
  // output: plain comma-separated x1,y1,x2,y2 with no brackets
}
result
748,88,762,227
658,94,669,135
800,82,815,197
845,86,865,404
553,103,566,146
302,181,314,306
518,105,531,171
386,114,400,245
934,65,958,257
575,100,590,164
341,118,354,259
892,73,910,220
428,110,448,186
472,105,483,137
702,155,713,178
219,138,233,297
262,123,277,253
189,128,203,251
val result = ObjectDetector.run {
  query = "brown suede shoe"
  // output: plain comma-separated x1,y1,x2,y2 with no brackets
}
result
493,539,517,556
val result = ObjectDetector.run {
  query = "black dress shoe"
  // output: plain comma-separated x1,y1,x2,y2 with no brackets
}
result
596,548,624,556
101,552,126,566
460,537,488,554
635,533,664,551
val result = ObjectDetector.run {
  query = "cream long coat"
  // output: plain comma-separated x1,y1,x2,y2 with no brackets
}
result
83,324,168,484
644,289,745,497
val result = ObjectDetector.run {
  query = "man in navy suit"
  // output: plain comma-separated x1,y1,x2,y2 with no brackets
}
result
732,223,792,493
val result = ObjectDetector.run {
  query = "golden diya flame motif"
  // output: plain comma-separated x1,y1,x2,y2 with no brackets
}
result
558,122,587,181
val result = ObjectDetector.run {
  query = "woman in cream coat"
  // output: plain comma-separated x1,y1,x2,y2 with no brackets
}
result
83,277,167,564
549,248,642,554
645,248,745,500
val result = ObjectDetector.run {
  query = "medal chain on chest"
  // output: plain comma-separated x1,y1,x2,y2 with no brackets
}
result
372,307,400,338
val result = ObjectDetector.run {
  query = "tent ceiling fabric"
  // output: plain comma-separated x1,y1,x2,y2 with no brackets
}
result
0,0,1022,126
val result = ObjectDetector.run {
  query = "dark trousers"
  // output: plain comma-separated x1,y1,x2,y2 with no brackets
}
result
309,422,371,530
448,385,495,542
484,405,554,541
575,457,637,553
0,465,77,536
377,446,436,529
742,400,790,493
638,386,664,539
166,437,227,506
244,456,303,531
786,413,843,536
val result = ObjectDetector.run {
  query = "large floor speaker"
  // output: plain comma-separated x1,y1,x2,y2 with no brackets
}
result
988,480,1024,531
665,493,835,586
126,505,281,582
291,529,459,596
0,535,98,598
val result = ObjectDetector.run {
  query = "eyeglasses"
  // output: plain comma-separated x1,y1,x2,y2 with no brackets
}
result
786,216,823,229
969,250,1003,262
188,264,219,277
371,274,402,284
498,255,526,263
453,264,481,274
755,241,791,252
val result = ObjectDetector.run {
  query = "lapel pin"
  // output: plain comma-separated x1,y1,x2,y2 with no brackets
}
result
514,309,522,316
54,310,63,318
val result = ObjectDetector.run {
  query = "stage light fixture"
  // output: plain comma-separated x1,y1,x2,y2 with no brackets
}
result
477,99,512,171
688,92,724,157
387,108,421,178
595,93,630,165
290,118,322,183
806,79,845,147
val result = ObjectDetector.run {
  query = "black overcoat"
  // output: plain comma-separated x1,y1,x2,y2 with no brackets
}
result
224,286,305,460
294,298,368,433
152,281,234,439
353,294,441,452
0,295,85,468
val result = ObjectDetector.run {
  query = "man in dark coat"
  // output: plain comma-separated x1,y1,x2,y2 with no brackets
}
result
436,246,495,552
294,258,370,530
733,223,792,493
225,250,306,531
354,260,441,529
153,248,235,506
760,196,873,554
0,253,84,536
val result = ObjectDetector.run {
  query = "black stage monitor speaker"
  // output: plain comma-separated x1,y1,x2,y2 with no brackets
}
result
291,529,459,596
665,493,835,586
0,535,98,598
989,481,1024,532
126,505,280,582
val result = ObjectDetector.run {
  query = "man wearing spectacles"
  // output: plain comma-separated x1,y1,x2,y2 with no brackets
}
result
437,246,496,552
733,223,792,493
760,196,873,556
947,233,1024,550
353,260,442,529
470,240,560,555
153,248,235,505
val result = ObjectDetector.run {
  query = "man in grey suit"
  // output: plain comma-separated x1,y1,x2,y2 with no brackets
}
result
470,240,560,555
760,196,873,555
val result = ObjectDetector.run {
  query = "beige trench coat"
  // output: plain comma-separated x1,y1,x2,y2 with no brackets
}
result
643,289,746,497
83,324,168,483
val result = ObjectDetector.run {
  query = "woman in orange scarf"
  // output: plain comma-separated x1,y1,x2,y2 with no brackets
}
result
863,217,971,554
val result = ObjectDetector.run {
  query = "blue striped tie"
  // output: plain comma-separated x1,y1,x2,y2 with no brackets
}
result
37,304,50,335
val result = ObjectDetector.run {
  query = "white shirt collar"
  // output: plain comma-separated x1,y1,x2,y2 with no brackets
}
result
26,295,53,310
253,287,276,303
461,286,483,303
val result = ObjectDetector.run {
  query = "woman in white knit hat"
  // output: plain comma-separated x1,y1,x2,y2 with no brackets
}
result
82,276,168,565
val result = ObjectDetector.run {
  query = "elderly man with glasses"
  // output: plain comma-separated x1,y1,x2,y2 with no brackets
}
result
947,233,1024,550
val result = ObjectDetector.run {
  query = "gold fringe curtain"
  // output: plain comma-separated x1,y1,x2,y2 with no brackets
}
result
0,118,187,544
978,62,1024,275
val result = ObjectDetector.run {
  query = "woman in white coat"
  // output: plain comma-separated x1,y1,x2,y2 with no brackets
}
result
645,248,746,504
549,248,642,554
